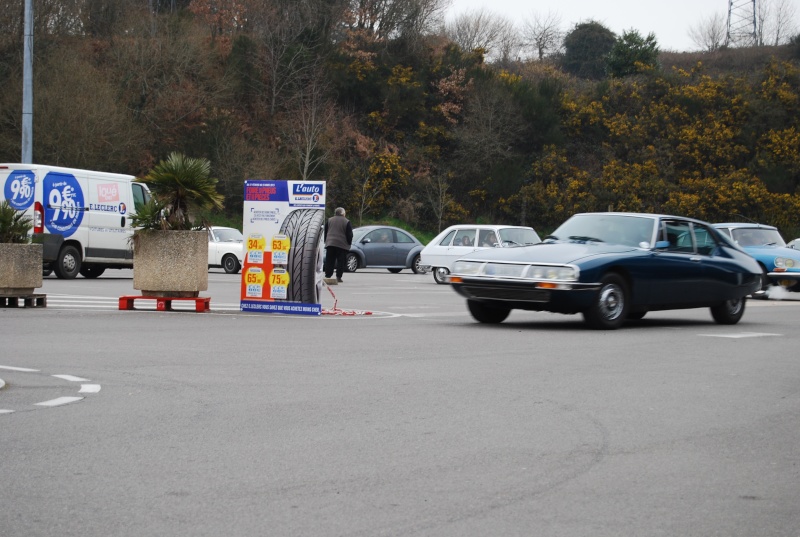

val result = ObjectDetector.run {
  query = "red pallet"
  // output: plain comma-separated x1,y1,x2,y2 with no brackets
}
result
118,295,210,313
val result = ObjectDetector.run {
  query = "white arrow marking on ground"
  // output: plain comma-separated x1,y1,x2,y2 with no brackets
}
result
79,384,101,394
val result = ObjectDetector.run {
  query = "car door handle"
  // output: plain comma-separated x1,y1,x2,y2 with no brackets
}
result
690,256,702,262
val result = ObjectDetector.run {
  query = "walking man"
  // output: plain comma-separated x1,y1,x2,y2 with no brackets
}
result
324,207,353,283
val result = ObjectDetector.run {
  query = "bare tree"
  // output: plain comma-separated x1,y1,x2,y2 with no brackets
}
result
443,8,520,62
688,11,727,51
757,0,799,46
522,10,563,60
279,68,338,181
422,171,455,232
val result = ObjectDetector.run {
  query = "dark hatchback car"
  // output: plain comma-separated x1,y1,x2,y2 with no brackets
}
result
448,212,762,329
345,225,425,274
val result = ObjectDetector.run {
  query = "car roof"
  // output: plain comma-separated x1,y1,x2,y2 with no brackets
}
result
441,224,534,230
713,222,778,230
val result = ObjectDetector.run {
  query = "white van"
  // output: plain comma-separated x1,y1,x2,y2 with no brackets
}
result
0,164,150,279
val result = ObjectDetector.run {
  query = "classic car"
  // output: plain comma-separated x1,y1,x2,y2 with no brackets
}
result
713,223,800,293
419,224,542,284
208,226,244,274
448,212,762,329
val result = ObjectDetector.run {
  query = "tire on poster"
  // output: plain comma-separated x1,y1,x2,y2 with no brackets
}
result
279,208,325,304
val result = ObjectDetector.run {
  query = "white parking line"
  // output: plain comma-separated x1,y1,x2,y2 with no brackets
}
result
53,374,90,382
79,384,101,394
0,365,40,372
35,396,84,407
698,332,782,338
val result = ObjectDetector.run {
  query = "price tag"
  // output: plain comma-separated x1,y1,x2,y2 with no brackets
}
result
270,267,290,299
271,234,290,265
244,267,265,297
247,234,266,252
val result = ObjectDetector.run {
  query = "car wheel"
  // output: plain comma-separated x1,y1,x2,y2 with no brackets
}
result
467,300,511,324
279,208,325,303
54,245,81,280
388,268,402,273
583,273,629,330
710,297,746,325
433,267,449,284
411,254,422,274
79,265,106,279
346,253,359,273
222,254,241,274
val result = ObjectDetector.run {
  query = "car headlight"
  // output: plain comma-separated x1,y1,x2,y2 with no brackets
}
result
452,261,482,275
775,257,798,269
525,265,578,281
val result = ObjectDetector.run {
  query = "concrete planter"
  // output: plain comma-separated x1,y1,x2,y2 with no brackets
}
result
0,243,43,295
133,230,208,297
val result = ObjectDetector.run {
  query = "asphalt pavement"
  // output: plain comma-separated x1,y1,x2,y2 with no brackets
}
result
2,270,800,536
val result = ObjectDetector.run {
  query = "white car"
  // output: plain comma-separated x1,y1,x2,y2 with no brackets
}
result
419,224,542,284
787,238,800,250
208,226,244,274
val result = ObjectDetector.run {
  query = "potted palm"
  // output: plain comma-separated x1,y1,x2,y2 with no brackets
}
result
131,153,224,297
0,200,42,296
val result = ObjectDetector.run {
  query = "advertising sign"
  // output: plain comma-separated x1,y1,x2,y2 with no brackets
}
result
240,180,325,315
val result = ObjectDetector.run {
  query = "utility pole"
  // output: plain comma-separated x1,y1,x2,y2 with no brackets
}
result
22,0,33,163
725,0,758,47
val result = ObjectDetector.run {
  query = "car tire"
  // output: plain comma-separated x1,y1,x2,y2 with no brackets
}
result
583,273,629,330
467,300,510,324
710,297,746,325
79,265,106,279
279,208,324,303
222,254,241,274
388,268,402,273
54,245,81,280
411,254,422,274
346,253,359,273
433,267,449,284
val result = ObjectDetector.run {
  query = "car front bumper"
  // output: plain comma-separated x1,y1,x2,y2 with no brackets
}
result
450,277,601,314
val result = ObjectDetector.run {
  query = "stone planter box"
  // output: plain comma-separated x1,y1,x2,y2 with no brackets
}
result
133,230,208,297
0,243,43,295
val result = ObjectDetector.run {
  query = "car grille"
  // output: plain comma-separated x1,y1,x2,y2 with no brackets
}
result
459,285,550,303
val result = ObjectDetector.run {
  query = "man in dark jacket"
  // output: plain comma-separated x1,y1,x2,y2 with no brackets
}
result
324,207,353,283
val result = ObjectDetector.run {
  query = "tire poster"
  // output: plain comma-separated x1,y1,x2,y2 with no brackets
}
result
240,180,326,315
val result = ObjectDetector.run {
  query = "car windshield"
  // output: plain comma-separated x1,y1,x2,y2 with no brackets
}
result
731,228,786,247
550,214,656,247
214,228,243,242
497,228,541,246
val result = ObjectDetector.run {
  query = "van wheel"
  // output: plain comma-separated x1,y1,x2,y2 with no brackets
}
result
279,209,325,303
79,265,106,278
222,254,240,274
54,245,81,279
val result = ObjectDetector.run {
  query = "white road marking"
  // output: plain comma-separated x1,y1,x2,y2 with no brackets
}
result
0,365,40,372
53,374,90,382
0,409,14,414
698,332,782,338
35,396,84,407
79,384,101,394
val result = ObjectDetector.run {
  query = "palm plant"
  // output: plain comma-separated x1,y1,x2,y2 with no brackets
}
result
132,152,224,231
0,200,33,243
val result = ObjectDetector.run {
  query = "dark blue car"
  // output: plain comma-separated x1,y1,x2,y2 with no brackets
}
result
713,222,800,293
448,212,762,329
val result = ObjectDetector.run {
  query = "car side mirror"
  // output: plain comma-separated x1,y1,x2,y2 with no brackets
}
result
362,238,371,244
654,240,670,249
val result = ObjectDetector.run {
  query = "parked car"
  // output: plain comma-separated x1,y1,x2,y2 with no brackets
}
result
448,212,762,330
786,238,800,250
344,225,425,273
419,224,542,284
208,226,244,274
713,223,800,293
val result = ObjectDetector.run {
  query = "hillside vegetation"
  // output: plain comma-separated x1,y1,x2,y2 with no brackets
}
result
1,1,798,236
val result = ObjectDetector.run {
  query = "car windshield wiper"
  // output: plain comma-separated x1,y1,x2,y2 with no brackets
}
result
543,235,559,241
569,236,604,242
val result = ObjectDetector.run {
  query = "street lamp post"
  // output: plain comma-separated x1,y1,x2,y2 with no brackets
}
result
22,0,33,164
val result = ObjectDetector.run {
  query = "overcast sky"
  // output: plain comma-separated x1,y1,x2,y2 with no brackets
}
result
446,0,733,52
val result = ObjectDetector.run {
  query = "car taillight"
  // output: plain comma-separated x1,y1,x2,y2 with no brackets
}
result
34,201,43,233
